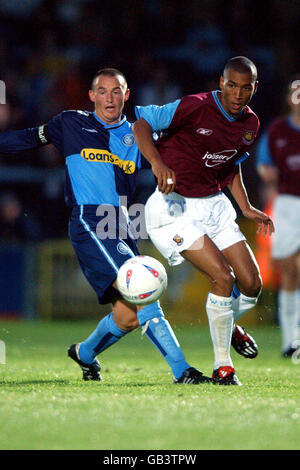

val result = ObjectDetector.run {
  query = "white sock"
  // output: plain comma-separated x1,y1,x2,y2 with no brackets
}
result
297,289,300,340
206,293,234,369
278,290,299,352
232,293,258,323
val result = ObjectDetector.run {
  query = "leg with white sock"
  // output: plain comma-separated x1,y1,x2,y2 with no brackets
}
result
297,288,300,340
223,241,262,321
206,293,234,369
231,286,259,323
278,254,300,356
182,235,240,385
222,241,262,359
278,290,299,355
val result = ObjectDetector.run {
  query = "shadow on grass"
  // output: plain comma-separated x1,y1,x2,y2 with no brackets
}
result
0,379,163,387
0,379,69,386
96,382,162,387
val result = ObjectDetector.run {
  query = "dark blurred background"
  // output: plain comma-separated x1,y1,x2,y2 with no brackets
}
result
0,0,297,320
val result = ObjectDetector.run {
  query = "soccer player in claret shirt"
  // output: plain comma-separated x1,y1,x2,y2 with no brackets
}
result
256,76,300,357
0,68,212,385
133,56,275,385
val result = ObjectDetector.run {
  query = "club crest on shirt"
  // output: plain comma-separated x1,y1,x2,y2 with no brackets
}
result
173,234,184,246
242,130,255,145
122,134,135,146
117,242,130,255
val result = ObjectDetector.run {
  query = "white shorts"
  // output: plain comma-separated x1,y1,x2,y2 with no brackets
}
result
272,194,300,259
145,188,246,266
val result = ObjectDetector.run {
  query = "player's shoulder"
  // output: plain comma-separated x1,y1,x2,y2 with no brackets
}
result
243,105,260,127
180,91,211,107
240,105,260,138
176,92,212,118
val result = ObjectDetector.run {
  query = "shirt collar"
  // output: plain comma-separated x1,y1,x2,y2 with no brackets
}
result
212,90,244,122
93,112,127,129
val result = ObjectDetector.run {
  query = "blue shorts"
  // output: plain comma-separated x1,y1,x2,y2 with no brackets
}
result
69,205,139,304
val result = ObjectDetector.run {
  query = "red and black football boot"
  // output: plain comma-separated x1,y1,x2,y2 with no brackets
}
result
231,325,258,359
212,366,242,386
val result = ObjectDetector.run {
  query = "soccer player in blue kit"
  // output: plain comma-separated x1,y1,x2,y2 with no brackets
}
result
0,68,212,384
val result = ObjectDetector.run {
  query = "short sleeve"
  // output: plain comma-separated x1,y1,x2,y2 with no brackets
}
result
135,99,181,132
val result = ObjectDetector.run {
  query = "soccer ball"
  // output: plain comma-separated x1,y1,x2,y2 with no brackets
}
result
116,255,168,305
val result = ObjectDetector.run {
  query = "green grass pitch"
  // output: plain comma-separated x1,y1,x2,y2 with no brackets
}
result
0,320,299,450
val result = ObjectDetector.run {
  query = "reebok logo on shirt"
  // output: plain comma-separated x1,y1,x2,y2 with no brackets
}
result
196,127,213,136
80,148,136,174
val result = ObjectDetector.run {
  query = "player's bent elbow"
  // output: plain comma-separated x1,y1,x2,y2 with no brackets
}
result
132,118,152,136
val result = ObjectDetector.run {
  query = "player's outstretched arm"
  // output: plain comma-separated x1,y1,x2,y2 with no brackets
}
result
0,111,64,155
0,126,50,154
228,164,275,236
132,118,176,194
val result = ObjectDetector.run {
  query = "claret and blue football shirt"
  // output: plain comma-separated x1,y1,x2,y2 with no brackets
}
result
0,110,143,207
135,91,260,197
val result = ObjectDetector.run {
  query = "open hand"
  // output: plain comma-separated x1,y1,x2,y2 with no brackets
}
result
242,206,275,236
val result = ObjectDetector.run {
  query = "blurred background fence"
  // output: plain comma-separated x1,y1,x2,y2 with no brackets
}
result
0,0,296,325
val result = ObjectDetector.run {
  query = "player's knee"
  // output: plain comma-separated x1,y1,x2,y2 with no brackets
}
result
117,316,139,331
124,317,140,330
215,267,236,292
241,272,262,298
112,301,139,331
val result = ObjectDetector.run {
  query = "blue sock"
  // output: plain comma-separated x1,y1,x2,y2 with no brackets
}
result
79,312,128,364
137,302,190,379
